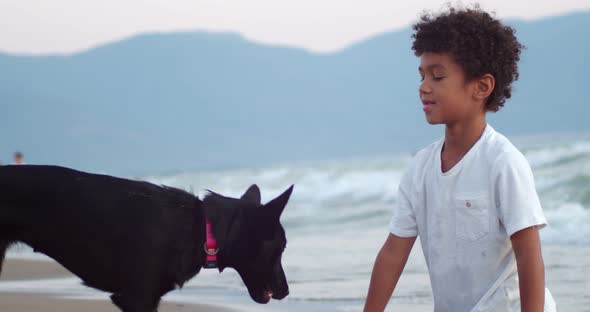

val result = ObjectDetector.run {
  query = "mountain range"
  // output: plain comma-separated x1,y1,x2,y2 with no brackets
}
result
1,11,588,175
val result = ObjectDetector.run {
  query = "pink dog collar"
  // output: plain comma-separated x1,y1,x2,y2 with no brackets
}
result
203,218,219,269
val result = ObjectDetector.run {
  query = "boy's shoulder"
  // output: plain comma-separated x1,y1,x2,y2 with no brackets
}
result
480,126,531,172
400,139,442,184
406,139,442,172
482,126,513,151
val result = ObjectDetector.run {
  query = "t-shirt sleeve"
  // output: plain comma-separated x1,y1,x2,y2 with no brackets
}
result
389,168,419,237
493,151,547,237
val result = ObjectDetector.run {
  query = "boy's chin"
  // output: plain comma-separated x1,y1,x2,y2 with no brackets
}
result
424,117,443,125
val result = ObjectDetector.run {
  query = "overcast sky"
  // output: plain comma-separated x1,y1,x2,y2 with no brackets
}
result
1,0,589,55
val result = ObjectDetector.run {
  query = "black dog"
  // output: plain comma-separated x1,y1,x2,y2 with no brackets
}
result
0,165,293,312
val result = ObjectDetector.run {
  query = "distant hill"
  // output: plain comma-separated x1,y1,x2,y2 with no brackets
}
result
1,11,588,175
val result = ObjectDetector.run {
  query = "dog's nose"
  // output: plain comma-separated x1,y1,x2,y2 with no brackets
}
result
273,289,289,299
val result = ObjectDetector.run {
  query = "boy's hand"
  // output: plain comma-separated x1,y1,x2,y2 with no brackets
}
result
511,226,545,312
364,233,416,312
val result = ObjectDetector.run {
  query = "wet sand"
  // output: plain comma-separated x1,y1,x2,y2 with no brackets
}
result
0,259,237,312
2,244,588,311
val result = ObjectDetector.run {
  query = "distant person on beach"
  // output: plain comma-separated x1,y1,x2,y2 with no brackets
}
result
364,4,555,312
14,151,25,165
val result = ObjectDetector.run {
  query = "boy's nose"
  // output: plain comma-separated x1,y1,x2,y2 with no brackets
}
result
419,80,432,95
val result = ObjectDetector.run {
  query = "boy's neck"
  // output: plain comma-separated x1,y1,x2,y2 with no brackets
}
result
440,116,487,172
444,117,487,150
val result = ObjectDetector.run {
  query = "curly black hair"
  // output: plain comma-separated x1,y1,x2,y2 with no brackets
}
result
411,4,524,112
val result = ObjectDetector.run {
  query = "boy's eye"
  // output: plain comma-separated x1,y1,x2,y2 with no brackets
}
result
419,74,444,82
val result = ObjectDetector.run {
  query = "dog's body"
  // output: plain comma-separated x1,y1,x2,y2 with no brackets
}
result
0,165,293,312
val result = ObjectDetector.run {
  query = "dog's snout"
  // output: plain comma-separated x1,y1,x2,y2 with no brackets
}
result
273,289,289,300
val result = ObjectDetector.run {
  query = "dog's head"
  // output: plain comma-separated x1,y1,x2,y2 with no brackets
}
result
203,184,293,304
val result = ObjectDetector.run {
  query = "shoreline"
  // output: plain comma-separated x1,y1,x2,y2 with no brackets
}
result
0,259,239,312
0,293,237,312
2,243,589,311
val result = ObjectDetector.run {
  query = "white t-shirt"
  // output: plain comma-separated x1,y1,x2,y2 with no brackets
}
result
389,124,556,312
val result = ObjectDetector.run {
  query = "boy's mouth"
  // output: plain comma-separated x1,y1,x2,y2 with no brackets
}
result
422,99,436,112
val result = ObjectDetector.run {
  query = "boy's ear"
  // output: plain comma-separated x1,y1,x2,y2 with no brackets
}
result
474,73,495,101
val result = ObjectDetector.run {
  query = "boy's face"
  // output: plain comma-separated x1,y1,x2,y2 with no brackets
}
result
418,52,482,125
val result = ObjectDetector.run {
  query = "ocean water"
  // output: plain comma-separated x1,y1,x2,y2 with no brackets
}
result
4,133,590,311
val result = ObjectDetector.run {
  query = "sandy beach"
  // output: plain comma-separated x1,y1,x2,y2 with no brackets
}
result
0,259,237,312
1,244,589,311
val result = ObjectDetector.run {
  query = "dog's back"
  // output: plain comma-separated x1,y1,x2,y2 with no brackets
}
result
0,165,293,312
0,165,202,295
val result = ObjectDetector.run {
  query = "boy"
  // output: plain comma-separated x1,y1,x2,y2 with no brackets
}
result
364,5,556,312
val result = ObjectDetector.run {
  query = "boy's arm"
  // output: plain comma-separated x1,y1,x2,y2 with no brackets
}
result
511,226,545,312
364,233,416,312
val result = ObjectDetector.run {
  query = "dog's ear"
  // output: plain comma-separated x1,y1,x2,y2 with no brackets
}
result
264,185,294,219
241,184,261,204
